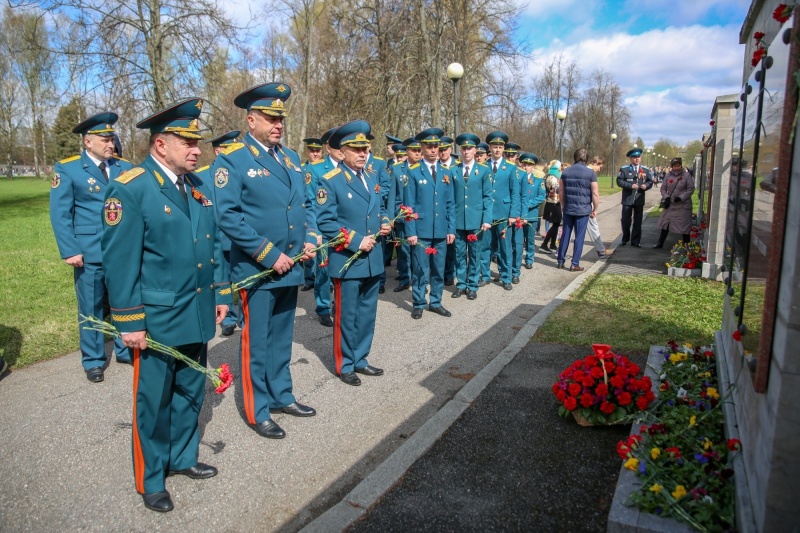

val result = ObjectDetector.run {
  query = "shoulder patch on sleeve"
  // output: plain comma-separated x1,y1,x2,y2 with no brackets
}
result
221,142,245,156
323,167,341,180
59,155,80,164
409,163,420,170
196,164,210,173
115,167,145,184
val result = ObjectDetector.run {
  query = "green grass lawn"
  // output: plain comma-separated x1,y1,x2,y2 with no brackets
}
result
534,274,725,354
0,178,79,368
596,175,621,196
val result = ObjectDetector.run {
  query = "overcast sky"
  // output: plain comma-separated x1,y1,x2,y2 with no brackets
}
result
517,0,751,145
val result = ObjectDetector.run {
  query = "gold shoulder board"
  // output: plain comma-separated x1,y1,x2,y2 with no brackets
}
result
59,155,80,164
115,167,145,184
311,159,324,165
477,162,488,167
221,142,245,155
409,163,420,170
196,164,210,173
372,156,384,161
323,167,342,180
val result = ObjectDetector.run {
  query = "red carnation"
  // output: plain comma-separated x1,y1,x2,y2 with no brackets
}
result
732,330,742,341
568,382,582,397
515,218,524,229
467,233,478,242
617,391,632,406
636,396,650,410
727,438,742,451
563,397,578,411
555,389,566,402
580,393,595,408
425,246,437,255
754,31,765,40
610,375,625,388
600,401,615,414
573,370,585,380
773,4,793,23
590,366,604,379
595,383,609,397
752,46,767,67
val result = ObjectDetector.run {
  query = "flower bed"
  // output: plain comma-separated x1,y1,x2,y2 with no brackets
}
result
614,342,739,532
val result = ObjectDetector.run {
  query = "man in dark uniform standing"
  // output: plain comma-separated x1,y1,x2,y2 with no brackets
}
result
315,121,391,385
50,112,133,382
213,82,318,440
101,98,232,512
617,148,654,247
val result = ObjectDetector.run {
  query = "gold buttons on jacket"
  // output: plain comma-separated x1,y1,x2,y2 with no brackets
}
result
289,225,294,230
288,244,293,249
196,288,202,293
197,263,203,269
210,258,215,265
206,234,211,239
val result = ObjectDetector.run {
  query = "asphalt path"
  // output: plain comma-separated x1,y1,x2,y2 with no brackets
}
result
0,189,660,532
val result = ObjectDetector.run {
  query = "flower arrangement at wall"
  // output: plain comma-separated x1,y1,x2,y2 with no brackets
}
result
617,341,739,532
552,344,655,426
665,240,705,269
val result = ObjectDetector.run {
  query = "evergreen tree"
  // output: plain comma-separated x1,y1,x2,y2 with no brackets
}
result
52,96,85,161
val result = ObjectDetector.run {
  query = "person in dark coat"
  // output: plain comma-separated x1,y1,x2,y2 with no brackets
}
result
653,157,695,247
555,148,599,271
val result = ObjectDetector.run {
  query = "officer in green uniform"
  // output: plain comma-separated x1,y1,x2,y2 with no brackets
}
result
302,137,323,166
517,152,547,269
315,120,391,385
365,148,391,293
197,130,240,336
300,136,324,291
101,98,232,512
50,112,133,382
387,137,418,292
212,82,318,440
303,126,340,324
450,133,492,300
508,143,529,284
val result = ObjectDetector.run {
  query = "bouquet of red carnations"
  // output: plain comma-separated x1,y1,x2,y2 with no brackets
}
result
552,344,655,425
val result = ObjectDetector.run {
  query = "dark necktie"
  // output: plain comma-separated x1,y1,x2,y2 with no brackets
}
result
175,175,188,203
431,164,436,181
493,161,498,174
464,166,470,182
98,161,108,180
271,147,283,167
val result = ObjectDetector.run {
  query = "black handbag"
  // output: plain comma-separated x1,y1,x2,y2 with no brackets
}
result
660,197,671,209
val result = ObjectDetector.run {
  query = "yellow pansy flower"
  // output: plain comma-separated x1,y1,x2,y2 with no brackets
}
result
706,387,720,399
689,415,697,427
650,483,662,493
672,485,687,499
651,447,661,460
703,438,713,450
624,458,639,471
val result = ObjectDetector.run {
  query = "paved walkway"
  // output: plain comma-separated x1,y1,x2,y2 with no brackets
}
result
0,188,662,532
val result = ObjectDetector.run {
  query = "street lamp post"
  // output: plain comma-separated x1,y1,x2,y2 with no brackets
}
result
610,133,617,188
557,109,567,162
447,62,464,153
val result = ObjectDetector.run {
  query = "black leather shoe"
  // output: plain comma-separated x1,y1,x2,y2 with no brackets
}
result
512,276,520,284
620,241,628,246
170,462,218,479
271,401,316,417
318,314,333,327
394,284,410,292
411,308,423,319
220,324,235,337
444,278,454,286
524,263,533,269
116,358,133,365
301,283,314,291
355,365,384,376
451,289,464,298
466,290,477,300
556,262,565,269
477,280,488,287
379,286,386,294
253,419,285,439
632,244,641,248
428,305,452,317
652,243,664,248
340,372,362,386
86,367,104,383
503,283,513,290
143,491,174,512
